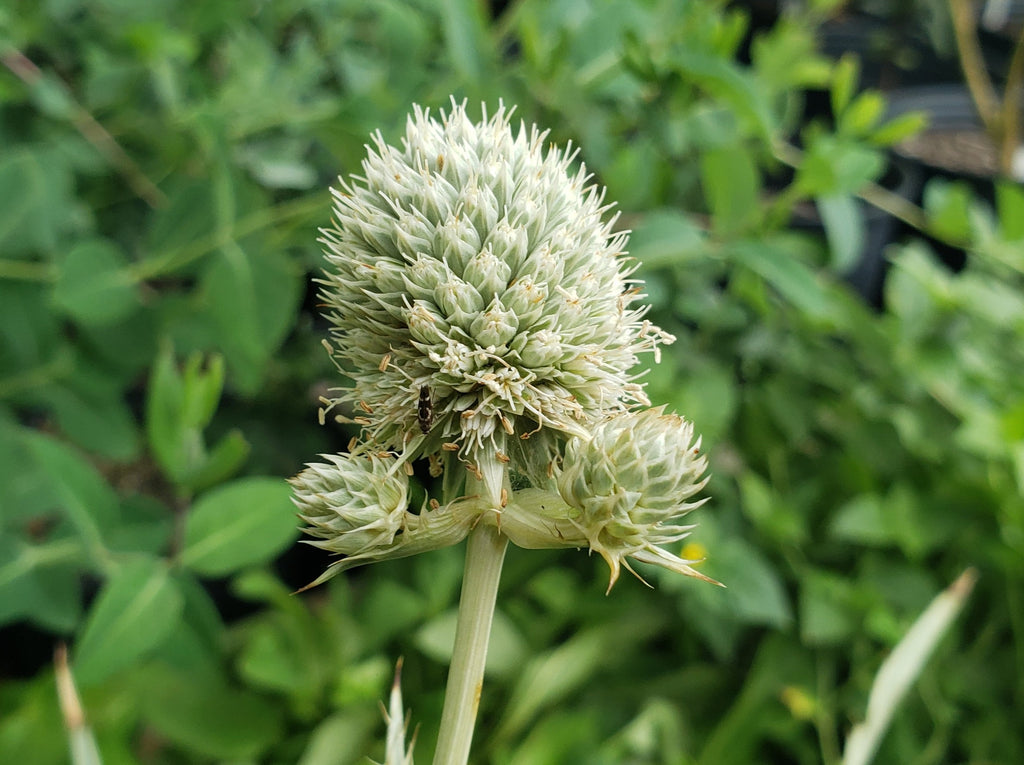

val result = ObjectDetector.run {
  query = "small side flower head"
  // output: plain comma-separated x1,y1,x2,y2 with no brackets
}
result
555,408,716,590
291,453,409,556
290,452,476,588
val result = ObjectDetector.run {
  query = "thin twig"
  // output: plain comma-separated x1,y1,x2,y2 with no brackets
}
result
772,140,937,239
1000,27,1024,176
949,0,1002,138
1,46,168,209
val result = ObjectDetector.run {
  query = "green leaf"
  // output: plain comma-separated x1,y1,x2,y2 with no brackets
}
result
180,477,298,577
414,607,528,679
829,494,891,546
439,0,490,87
602,137,667,209
180,352,225,430
145,177,218,263
502,710,602,765
73,556,184,686
655,359,737,446
871,111,928,146
699,634,814,763
0,149,74,256
145,343,189,481
923,179,972,243
360,579,429,644
52,239,139,326
185,430,250,493
799,569,860,645
22,430,119,559
495,623,630,743
701,539,792,628
201,243,302,394
884,243,948,330
0,536,82,631
701,144,760,235
0,672,69,765
730,239,831,320
996,181,1024,241
672,48,775,140
831,54,859,117
148,573,226,676
145,346,240,489
236,619,314,696
44,381,140,461
738,471,806,546
0,415,58,527
797,134,884,196
297,712,379,765
817,194,865,272
840,91,885,135
134,664,284,759
331,656,393,708
628,209,707,268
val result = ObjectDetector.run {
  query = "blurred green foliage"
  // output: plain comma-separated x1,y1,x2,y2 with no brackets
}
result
1,0,1022,763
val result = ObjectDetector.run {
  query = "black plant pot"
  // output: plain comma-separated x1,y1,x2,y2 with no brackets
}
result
885,84,1011,182
883,84,1024,273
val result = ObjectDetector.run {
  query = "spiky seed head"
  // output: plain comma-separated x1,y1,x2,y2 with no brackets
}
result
318,98,673,466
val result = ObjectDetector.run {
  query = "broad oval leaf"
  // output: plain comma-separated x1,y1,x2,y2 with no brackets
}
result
818,193,865,272
135,663,285,759
73,556,184,686
629,209,707,268
180,477,298,577
52,239,139,326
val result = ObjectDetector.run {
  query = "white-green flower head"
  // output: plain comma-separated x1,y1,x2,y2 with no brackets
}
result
318,98,674,468
290,452,476,587
554,408,715,590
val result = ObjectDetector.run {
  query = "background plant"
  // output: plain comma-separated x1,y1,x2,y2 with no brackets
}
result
1,1,1021,763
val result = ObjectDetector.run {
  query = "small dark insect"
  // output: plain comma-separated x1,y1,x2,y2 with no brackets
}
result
417,385,433,434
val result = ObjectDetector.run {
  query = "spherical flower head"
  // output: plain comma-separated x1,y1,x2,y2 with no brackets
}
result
555,408,715,590
318,98,673,466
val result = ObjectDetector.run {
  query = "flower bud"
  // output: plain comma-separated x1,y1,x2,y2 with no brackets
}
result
501,276,547,329
486,219,529,272
434,274,484,318
435,211,481,272
519,329,564,369
469,299,519,348
464,244,512,300
404,300,450,346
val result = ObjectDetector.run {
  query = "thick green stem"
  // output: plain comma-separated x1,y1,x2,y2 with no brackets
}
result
432,522,509,765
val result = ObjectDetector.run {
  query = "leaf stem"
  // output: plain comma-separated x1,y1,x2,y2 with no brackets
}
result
432,522,508,765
